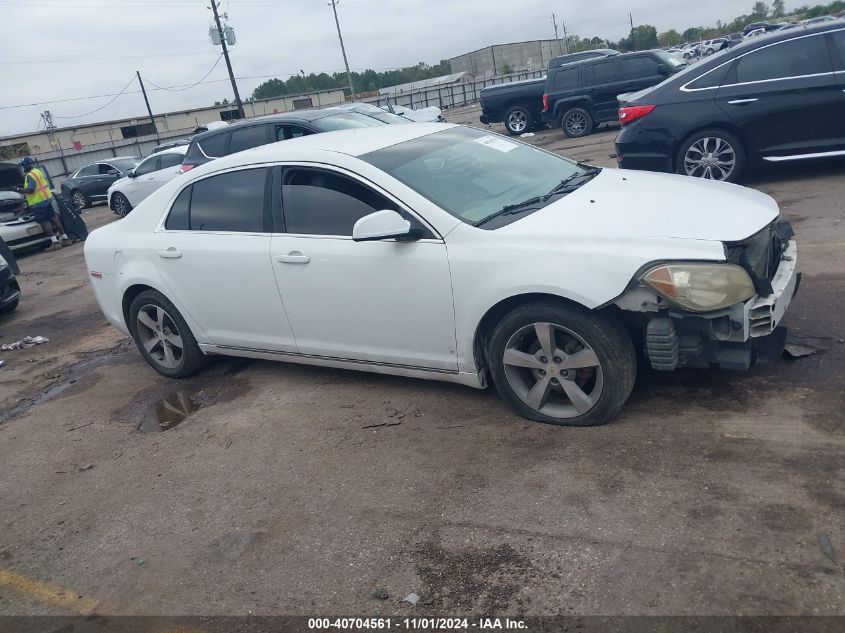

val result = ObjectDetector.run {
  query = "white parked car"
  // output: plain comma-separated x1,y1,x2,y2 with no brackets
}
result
383,103,445,122
107,146,188,217
85,124,798,426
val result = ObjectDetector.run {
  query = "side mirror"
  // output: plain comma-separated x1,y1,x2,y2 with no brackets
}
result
127,170,137,179
352,210,419,242
107,169,119,176
657,64,670,75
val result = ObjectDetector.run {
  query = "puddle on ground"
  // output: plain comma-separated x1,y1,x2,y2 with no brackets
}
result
138,391,202,433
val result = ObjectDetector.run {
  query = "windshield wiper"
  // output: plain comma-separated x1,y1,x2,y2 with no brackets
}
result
473,167,602,228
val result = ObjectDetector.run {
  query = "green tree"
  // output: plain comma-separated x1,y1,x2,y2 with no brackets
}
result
751,1,770,18
683,27,702,41
658,29,683,47
771,0,786,17
630,24,658,50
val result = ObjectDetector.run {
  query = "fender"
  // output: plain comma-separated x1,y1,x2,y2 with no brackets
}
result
552,96,594,123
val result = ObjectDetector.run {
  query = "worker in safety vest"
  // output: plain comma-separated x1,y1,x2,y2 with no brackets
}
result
20,157,69,251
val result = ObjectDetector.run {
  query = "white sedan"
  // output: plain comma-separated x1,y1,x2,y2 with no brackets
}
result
107,146,188,217
85,124,798,426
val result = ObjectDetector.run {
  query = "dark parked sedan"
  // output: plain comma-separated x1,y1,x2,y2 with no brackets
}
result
60,156,140,209
180,109,385,172
615,21,845,182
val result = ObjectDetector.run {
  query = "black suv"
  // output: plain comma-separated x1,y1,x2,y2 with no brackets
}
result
616,21,845,182
542,50,685,137
181,109,385,172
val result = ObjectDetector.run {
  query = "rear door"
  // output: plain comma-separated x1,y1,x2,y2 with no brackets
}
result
715,33,840,159
619,55,666,93
582,59,623,122
827,27,845,149
228,124,272,154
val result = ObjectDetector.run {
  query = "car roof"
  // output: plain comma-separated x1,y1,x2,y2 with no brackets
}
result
149,146,189,157
91,156,140,165
195,123,455,172
712,19,844,55
188,108,358,144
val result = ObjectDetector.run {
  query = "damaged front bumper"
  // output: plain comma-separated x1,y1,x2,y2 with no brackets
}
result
644,240,799,371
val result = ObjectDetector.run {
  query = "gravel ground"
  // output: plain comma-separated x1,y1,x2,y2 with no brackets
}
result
0,106,842,618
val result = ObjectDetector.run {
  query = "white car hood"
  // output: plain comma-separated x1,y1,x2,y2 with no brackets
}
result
503,169,778,242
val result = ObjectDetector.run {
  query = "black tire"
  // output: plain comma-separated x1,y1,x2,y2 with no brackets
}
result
503,104,534,136
70,190,89,210
128,289,208,378
676,128,746,183
0,298,19,314
561,107,594,138
488,301,636,426
111,192,132,217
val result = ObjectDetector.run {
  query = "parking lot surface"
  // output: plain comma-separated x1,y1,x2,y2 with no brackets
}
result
0,107,843,617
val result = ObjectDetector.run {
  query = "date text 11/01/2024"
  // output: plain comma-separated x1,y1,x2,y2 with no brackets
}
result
308,618,527,630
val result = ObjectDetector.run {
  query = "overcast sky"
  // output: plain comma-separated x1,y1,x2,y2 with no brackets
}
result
1,0,782,136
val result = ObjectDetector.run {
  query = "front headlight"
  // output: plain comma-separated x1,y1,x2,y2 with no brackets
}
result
641,263,755,312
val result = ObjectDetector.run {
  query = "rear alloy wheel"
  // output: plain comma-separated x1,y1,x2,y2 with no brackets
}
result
488,302,636,426
503,105,533,135
677,129,746,183
129,290,208,378
111,192,132,217
561,108,593,138
71,190,88,210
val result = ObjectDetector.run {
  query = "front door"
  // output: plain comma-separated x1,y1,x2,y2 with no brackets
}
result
123,155,160,206
153,167,298,352
270,165,458,371
715,33,841,159
828,28,845,148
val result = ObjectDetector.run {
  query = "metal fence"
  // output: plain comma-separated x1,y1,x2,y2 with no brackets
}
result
32,70,543,188
360,70,544,111
33,127,195,188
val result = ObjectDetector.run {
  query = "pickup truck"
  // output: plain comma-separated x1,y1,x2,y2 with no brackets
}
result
479,49,618,135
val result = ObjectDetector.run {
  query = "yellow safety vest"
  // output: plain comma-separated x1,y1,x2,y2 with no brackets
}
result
24,167,53,207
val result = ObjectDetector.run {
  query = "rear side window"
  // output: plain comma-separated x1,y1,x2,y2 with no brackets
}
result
583,60,617,85
732,35,831,83
685,62,733,89
198,132,229,158
281,168,398,236
165,186,191,230
158,153,184,169
552,67,579,89
621,56,660,78
229,125,269,153
828,30,845,70
165,168,268,232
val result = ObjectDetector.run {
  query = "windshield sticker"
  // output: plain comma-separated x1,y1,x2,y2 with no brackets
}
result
474,135,518,153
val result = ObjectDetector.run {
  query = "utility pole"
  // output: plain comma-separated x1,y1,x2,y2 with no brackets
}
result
551,13,562,55
136,71,159,141
329,0,355,100
562,21,569,54
41,110,68,176
210,0,245,119
629,13,635,51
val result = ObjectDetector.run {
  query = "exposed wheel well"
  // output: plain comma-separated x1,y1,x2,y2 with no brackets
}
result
472,293,591,373
122,284,155,330
672,123,747,171
554,101,591,124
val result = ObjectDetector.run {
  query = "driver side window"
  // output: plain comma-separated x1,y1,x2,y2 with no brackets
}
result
134,156,160,176
280,167,431,237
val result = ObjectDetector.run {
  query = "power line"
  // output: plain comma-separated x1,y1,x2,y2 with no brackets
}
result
142,55,223,92
52,75,137,119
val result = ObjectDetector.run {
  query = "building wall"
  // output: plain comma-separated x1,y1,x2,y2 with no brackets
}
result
0,89,346,156
449,40,566,78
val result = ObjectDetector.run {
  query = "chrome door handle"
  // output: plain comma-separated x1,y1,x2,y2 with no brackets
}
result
276,251,310,264
727,98,758,105
158,248,182,259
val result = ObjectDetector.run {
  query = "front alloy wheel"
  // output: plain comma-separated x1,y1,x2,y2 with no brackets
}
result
71,190,87,210
112,192,131,217
488,302,636,426
503,322,603,418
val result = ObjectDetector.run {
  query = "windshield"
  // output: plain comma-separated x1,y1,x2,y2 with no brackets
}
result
365,111,411,124
110,158,141,172
312,112,385,132
651,50,687,69
362,127,594,227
